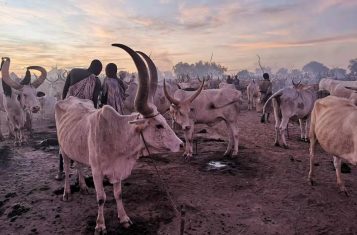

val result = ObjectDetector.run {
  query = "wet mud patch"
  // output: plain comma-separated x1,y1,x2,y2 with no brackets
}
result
6,203,31,221
0,146,13,169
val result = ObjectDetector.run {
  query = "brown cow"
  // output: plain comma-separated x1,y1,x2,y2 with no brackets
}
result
308,96,357,195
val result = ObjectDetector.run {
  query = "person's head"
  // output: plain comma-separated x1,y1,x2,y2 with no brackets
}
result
88,59,102,76
263,73,270,80
105,63,118,79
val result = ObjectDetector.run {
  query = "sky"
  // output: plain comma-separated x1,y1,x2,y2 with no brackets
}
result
1,0,357,76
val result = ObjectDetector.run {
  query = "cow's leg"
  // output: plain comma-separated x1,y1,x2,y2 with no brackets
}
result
229,122,240,157
7,118,15,139
279,117,290,148
113,182,132,228
299,119,304,141
55,152,64,181
77,164,89,194
308,132,316,185
62,152,71,201
92,170,107,234
223,121,234,157
274,118,280,147
0,116,4,141
333,156,348,195
183,126,194,158
247,95,251,110
304,118,310,142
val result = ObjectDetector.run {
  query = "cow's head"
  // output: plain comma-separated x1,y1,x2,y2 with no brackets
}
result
112,44,183,154
164,79,204,130
1,58,46,113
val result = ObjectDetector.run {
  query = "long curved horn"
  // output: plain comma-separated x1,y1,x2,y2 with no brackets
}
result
112,43,153,116
163,79,180,106
136,51,157,103
185,80,205,103
28,66,47,88
1,57,23,90
292,78,301,87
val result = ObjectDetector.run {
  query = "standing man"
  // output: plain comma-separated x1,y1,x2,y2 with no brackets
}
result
100,63,126,114
55,59,102,180
259,72,273,123
233,75,240,90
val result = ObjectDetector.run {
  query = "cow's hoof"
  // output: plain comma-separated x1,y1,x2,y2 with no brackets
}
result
0,136,4,142
62,192,71,202
339,186,349,197
274,142,280,147
55,172,64,181
231,152,238,158
120,217,133,228
283,145,289,149
94,227,107,235
308,178,314,186
80,186,89,195
304,138,310,143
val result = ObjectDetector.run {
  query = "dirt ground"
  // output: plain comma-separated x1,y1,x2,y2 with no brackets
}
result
1,104,357,235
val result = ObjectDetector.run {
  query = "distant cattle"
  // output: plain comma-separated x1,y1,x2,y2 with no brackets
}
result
308,96,357,195
246,79,259,110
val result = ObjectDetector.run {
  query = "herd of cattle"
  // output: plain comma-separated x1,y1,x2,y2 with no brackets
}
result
1,46,357,233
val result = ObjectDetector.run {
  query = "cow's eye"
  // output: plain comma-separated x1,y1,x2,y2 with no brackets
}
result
156,124,164,129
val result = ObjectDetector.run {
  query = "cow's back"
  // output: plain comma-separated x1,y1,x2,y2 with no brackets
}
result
55,97,96,165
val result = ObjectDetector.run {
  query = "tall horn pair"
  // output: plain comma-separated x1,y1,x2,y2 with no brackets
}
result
164,78,205,106
136,51,157,103
1,57,23,90
28,66,47,88
112,44,154,117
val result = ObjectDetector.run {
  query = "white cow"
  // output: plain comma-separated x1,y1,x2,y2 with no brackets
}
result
263,83,328,148
1,57,46,135
56,44,182,234
319,78,357,91
308,96,357,195
164,82,242,157
1,57,47,143
37,95,57,120
124,81,177,114
246,79,259,110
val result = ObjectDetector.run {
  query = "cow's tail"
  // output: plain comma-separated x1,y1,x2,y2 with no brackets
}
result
262,89,284,122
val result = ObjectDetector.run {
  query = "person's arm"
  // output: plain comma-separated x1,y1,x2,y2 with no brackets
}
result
62,72,71,99
92,77,102,108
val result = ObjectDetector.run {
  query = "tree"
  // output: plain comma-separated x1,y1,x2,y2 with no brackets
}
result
276,68,288,76
330,68,346,79
348,58,357,75
302,61,329,75
173,61,227,79
237,69,250,79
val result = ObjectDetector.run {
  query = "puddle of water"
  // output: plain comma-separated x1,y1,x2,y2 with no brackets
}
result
207,161,227,168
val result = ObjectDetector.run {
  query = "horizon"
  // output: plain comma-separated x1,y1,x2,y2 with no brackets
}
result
1,0,357,75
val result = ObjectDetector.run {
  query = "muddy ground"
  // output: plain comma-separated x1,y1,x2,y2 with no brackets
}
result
1,105,357,235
